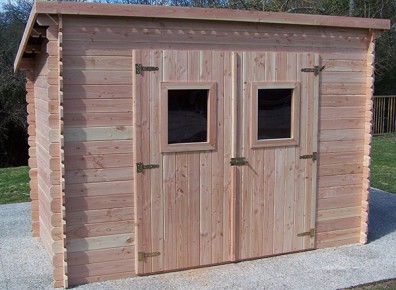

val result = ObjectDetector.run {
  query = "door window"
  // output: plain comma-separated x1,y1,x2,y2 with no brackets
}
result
160,82,217,152
251,82,300,148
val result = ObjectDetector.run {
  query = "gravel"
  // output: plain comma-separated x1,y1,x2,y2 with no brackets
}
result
0,188,395,290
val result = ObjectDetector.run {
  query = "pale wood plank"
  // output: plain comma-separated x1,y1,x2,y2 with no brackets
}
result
65,179,132,198
67,220,133,239
65,194,133,211
317,206,361,222
67,259,134,278
66,207,134,226
64,140,133,156
317,195,362,210
64,153,133,170
65,167,133,184
64,126,132,142
67,233,134,253
67,246,134,266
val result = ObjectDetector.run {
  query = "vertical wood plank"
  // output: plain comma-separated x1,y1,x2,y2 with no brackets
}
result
199,50,212,265
211,50,224,264
132,49,144,274
150,50,164,272
162,50,177,271
187,50,201,267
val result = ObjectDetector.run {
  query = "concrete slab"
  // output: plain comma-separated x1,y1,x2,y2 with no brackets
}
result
0,188,395,290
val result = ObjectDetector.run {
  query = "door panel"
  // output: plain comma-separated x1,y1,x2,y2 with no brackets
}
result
237,51,318,260
133,50,236,274
134,49,318,274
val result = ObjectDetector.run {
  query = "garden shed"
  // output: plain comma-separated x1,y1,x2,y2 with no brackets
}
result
14,1,390,287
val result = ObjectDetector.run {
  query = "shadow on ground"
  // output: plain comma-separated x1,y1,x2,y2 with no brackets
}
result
368,188,396,242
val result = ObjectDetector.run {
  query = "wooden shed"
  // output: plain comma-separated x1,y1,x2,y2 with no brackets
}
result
14,1,390,287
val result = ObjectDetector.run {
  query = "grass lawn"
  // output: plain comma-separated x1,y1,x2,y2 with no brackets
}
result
0,166,30,204
371,133,396,193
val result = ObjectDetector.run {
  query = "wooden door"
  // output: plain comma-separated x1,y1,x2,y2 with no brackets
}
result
133,49,319,274
133,50,236,274
236,52,319,260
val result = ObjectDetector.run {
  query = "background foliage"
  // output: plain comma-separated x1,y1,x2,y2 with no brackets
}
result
0,0,395,167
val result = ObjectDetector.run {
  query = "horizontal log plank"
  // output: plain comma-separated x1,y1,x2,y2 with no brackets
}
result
63,70,132,85
65,167,133,184
316,237,360,249
63,85,132,99
68,271,135,286
317,216,361,233
318,184,362,198
64,153,133,170
65,180,132,198
318,163,363,177
67,259,135,279
67,246,134,266
66,220,134,239
63,56,132,70
320,83,366,95
64,126,132,142
323,59,366,72
63,113,132,127
319,128,365,142
316,227,361,243
320,118,365,130
319,151,363,165
321,72,366,83
320,107,365,119
66,233,134,252
320,95,365,107
63,99,132,113
63,140,133,156
65,194,133,211
317,195,362,210
66,207,134,226
317,206,362,222
318,173,362,188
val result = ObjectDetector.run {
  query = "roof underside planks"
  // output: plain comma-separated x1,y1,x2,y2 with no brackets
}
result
14,1,390,71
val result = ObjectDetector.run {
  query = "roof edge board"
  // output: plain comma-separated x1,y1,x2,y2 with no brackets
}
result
35,2,390,30
14,2,38,72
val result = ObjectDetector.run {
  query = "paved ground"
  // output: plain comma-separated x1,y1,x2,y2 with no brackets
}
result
0,188,395,290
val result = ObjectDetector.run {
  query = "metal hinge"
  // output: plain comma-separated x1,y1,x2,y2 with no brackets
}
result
297,229,315,238
136,162,160,173
299,152,317,161
230,157,248,166
136,63,159,75
138,251,161,261
301,65,325,76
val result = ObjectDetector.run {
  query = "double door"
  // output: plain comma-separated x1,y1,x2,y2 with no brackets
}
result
133,49,319,274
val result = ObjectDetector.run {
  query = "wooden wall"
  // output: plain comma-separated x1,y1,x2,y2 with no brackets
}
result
33,21,67,288
62,16,135,285
26,70,39,237
59,15,373,284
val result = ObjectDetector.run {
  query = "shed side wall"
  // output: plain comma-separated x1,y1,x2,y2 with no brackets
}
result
62,15,370,283
34,23,66,287
26,70,39,237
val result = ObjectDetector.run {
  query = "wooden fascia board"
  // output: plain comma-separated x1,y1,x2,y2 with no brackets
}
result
14,2,37,72
35,2,390,30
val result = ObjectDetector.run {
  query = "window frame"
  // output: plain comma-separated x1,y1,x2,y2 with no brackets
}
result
160,82,217,153
250,82,301,148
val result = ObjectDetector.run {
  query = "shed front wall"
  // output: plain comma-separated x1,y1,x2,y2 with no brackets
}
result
60,15,372,285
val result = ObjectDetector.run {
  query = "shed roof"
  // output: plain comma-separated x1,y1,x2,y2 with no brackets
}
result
14,1,390,71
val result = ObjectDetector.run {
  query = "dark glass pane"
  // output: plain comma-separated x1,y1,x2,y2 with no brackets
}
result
168,89,208,144
257,89,292,140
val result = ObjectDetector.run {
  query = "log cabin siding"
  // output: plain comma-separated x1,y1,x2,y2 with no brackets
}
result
60,15,372,283
62,17,135,284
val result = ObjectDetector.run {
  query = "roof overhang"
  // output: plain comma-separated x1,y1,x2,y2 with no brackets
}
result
14,1,391,71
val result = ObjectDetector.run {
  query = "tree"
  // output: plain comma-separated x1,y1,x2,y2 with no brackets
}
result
0,0,32,166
